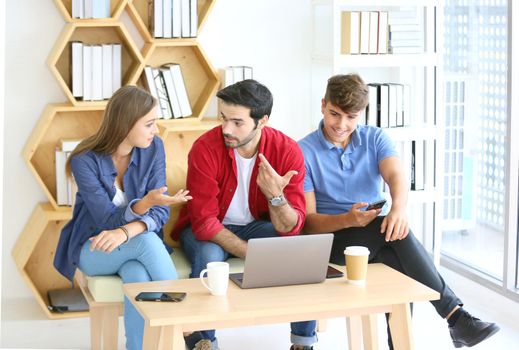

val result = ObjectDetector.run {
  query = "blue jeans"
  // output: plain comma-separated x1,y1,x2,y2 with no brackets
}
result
79,232,177,350
181,221,317,349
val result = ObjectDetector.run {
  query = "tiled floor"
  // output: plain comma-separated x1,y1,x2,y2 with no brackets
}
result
2,267,518,349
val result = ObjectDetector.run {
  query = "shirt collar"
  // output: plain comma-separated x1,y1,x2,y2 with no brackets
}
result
316,120,362,151
99,148,139,176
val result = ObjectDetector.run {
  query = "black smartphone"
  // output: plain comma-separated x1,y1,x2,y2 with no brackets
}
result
326,265,344,279
135,292,186,302
366,199,387,211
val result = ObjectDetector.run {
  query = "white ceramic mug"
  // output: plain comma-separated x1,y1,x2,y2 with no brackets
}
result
199,262,230,296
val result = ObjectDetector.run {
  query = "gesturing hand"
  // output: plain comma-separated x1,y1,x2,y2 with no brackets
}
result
256,153,298,199
144,187,193,206
89,228,126,253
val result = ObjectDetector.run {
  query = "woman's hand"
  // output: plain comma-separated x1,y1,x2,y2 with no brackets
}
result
144,187,193,206
89,228,127,253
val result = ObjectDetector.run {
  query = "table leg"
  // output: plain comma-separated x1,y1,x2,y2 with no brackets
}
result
362,314,379,350
346,315,363,350
142,325,161,350
388,303,414,350
172,326,185,349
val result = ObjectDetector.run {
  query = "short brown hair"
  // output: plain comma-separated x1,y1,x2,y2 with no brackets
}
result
324,74,369,113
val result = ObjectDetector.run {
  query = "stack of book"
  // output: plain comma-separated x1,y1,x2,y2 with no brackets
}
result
388,10,424,54
341,11,388,54
150,0,198,38
384,140,426,192
365,83,411,128
72,0,110,19
142,64,192,119
71,42,122,101
221,66,253,87
55,139,82,206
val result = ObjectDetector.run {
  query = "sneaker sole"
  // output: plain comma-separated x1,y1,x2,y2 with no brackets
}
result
452,324,500,348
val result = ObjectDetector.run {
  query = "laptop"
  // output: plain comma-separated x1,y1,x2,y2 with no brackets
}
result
229,234,334,289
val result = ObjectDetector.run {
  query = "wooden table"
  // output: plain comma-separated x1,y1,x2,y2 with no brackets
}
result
124,263,439,350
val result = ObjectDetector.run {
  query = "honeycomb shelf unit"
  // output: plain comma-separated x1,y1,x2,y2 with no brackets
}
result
22,104,105,210
16,0,220,319
53,0,128,22
11,203,86,319
127,0,216,42
47,21,144,106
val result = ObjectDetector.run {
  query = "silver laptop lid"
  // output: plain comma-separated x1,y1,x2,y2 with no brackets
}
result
241,234,333,288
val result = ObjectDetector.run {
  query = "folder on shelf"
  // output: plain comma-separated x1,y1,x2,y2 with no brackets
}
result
172,0,181,38
378,11,388,54
181,0,191,37
160,67,182,118
190,0,198,37
82,45,93,101
360,11,370,54
91,45,103,101
367,84,379,126
151,0,163,38
71,42,83,98
340,11,360,55
163,0,173,38
153,67,173,119
412,140,425,190
101,44,112,100
164,63,192,117
112,44,122,94
143,66,163,118
369,11,379,54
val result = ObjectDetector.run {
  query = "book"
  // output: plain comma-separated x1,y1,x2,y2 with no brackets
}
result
164,63,192,117
153,67,173,119
60,139,82,152
84,0,93,18
402,84,411,126
160,67,182,118
379,84,389,128
359,11,370,54
340,11,360,55
55,150,68,205
367,84,378,126
72,0,84,19
181,0,190,37
243,66,253,80
378,11,388,54
412,140,425,190
101,44,112,99
153,0,163,38
91,45,103,101
368,11,379,54
92,0,110,18
143,66,163,118
82,45,92,101
190,0,198,37
71,42,83,97
387,83,397,127
112,44,122,93
172,0,181,37
163,0,172,38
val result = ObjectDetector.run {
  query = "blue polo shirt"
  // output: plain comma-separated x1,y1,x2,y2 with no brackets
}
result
298,121,397,215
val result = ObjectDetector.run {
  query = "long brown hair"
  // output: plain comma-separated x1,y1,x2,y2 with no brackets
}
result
66,85,156,174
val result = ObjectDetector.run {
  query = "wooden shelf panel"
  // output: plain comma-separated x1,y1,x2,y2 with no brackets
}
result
160,124,218,246
127,0,216,42
48,23,144,106
12,204,87,319
53,0,128,22
24,104,105,210
135,42,219,120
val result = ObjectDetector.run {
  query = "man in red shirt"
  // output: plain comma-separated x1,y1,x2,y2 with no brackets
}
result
172,80,315,350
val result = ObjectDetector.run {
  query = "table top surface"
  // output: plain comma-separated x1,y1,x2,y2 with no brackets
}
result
124,263,439,328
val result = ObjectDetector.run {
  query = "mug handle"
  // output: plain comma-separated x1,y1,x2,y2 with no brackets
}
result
199,269,212,292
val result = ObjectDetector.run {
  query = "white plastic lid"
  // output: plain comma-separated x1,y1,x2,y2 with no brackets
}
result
344,246,370,256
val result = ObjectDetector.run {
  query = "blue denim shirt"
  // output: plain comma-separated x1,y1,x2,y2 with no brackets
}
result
298,121,397,215
54,137,170,281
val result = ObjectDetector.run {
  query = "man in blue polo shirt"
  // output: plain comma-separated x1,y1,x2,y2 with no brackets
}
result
299,74,499,349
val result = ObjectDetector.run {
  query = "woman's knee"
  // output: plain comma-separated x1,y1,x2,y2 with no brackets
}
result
119,260,151,283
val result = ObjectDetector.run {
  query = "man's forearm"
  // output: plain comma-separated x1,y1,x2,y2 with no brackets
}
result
210,228,247,258
303,212,351,233
268,203,299,233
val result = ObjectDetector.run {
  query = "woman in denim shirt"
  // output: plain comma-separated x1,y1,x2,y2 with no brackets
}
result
54,86,191,350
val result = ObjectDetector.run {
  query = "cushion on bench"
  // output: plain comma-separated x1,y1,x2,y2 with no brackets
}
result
86,249,245,302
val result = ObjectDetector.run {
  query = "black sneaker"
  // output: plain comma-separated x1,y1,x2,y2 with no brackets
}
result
289,346,313,350
449,311,500,348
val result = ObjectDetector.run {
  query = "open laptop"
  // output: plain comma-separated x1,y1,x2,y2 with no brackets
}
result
229,234,333,289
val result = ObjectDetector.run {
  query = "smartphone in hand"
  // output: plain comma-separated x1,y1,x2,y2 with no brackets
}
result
135,292,186,302
366,199,387,211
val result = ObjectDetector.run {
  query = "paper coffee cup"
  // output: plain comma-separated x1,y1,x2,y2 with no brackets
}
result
344,246,370,286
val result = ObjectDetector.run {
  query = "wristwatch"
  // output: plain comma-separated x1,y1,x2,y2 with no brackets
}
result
269,193,288,207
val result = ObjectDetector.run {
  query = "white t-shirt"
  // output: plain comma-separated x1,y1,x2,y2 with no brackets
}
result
112,185,128,207
222,150,257,226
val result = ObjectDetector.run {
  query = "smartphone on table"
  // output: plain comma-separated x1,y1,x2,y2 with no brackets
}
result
135,292,187,302
366,199,387,211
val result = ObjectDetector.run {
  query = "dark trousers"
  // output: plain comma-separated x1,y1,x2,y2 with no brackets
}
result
331,216,462,348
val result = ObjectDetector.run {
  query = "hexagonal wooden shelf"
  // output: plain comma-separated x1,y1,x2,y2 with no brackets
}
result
127,0,216,42
47,22,144,106
160,119,219,246
134,41,219,125
12,203,87,319
23,104,105,210
53,0,128,22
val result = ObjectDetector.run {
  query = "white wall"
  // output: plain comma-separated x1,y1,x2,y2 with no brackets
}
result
1,0,314,301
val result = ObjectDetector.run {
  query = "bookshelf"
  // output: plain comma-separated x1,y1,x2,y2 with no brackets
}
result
311,0,444,262
14,1,220,319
